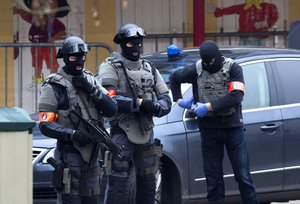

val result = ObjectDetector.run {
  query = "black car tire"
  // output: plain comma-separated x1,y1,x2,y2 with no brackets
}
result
127,164,136,203
160,157,181,204
155,162,162,204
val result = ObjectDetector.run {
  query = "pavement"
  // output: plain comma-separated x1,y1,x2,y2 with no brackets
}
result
272,201,300,204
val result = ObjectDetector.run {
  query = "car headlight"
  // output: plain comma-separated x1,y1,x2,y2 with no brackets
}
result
42,148,55,164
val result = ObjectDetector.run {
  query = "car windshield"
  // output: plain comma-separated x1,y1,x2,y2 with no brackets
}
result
142,49,199,85
142,47,274,86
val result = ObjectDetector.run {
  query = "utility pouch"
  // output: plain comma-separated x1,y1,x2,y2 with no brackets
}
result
154,138,163,157
103,151,112,176
47,157,65,192
63,168,71,194
52,166,64,192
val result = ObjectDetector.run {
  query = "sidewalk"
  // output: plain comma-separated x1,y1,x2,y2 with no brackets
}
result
272,201,300,204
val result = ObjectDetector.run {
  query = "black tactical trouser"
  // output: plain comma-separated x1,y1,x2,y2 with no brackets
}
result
104,131,161,204
54,146,101,204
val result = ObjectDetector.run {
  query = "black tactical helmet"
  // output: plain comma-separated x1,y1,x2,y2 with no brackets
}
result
56,36,90,59
113,23,146,44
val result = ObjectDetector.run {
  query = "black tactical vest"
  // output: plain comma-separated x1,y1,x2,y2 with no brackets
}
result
196,57,236,117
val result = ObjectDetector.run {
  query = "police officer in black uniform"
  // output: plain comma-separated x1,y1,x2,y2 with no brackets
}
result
38,36,118,204
97,24,172,204
169,40,259,204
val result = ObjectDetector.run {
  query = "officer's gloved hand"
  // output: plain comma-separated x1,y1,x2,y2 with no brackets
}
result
140,99,158,115
71,130,92,146
178,97,194,109
72,76,95,94
193,103,208,118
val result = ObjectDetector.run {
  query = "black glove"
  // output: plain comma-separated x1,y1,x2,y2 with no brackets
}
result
72,76,95,94
140,99,158,115
71,130,92,146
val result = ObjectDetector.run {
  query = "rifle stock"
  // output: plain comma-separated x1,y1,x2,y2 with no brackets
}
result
69,107,123,159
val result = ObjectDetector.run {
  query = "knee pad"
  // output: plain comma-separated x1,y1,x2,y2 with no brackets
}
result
108,176,129,192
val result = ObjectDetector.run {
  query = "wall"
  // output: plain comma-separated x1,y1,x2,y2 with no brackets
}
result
115,0,188,53
213,0,294,47
85,0,116,73
289,0,300,24
0,1,14,107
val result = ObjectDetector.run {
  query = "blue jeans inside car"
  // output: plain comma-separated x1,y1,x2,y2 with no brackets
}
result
200,127,259,204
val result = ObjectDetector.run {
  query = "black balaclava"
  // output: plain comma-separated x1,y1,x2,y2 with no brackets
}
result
121,37,142,61
63,52,86,76
199,40,224,74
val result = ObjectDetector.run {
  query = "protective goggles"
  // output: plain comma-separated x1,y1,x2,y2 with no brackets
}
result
123,27,146,38
66,43,90,53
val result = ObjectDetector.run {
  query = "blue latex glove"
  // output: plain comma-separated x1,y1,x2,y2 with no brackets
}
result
194,103,208,118
178,97,194,109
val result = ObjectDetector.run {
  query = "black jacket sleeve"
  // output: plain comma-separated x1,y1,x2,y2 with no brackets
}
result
169,64,198,102
153,91,172,117
89,88,118,117
39,121,74,141
210,63,244,111
103,85,140,113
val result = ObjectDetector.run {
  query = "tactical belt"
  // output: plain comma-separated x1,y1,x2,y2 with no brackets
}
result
136,166,157,176
79,187,101,197
112,162,131,173
80,166,101,179
134,145,157,159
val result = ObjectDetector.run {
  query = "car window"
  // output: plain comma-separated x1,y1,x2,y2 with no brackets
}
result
143,51,198,85
273,60,300,104
242,62,270,110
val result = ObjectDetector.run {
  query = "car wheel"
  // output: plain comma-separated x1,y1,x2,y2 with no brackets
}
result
158,157,182,204
127,164,136,203
155,162,162,204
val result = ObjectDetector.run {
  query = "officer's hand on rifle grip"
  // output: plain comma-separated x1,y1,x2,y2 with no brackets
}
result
140,99,158,115
72,76,95,94
71,130,92,146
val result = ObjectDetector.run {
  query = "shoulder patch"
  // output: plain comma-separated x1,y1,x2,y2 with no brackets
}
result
222,58,234,72
195,59,203,75
44,73,68,88
83,69,93,76
142,60,152,72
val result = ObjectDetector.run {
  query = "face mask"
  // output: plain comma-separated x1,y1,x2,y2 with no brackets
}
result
63,53,86,76
121,37,142,61
200,41,223,74
202,57,223,74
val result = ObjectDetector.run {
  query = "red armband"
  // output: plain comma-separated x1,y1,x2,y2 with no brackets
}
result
107,89,117,97
228,81,245,93
39,112,58,122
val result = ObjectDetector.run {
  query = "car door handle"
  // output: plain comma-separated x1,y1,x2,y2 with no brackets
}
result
260,122,282,131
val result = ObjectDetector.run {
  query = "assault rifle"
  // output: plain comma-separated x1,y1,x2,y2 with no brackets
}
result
69,106,123,159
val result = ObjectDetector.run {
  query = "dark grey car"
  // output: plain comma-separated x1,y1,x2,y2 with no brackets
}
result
33,47,300,204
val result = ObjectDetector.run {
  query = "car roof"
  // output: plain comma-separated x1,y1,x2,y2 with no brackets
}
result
219,47,300,60
142,46,300,62
141,46,300,85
